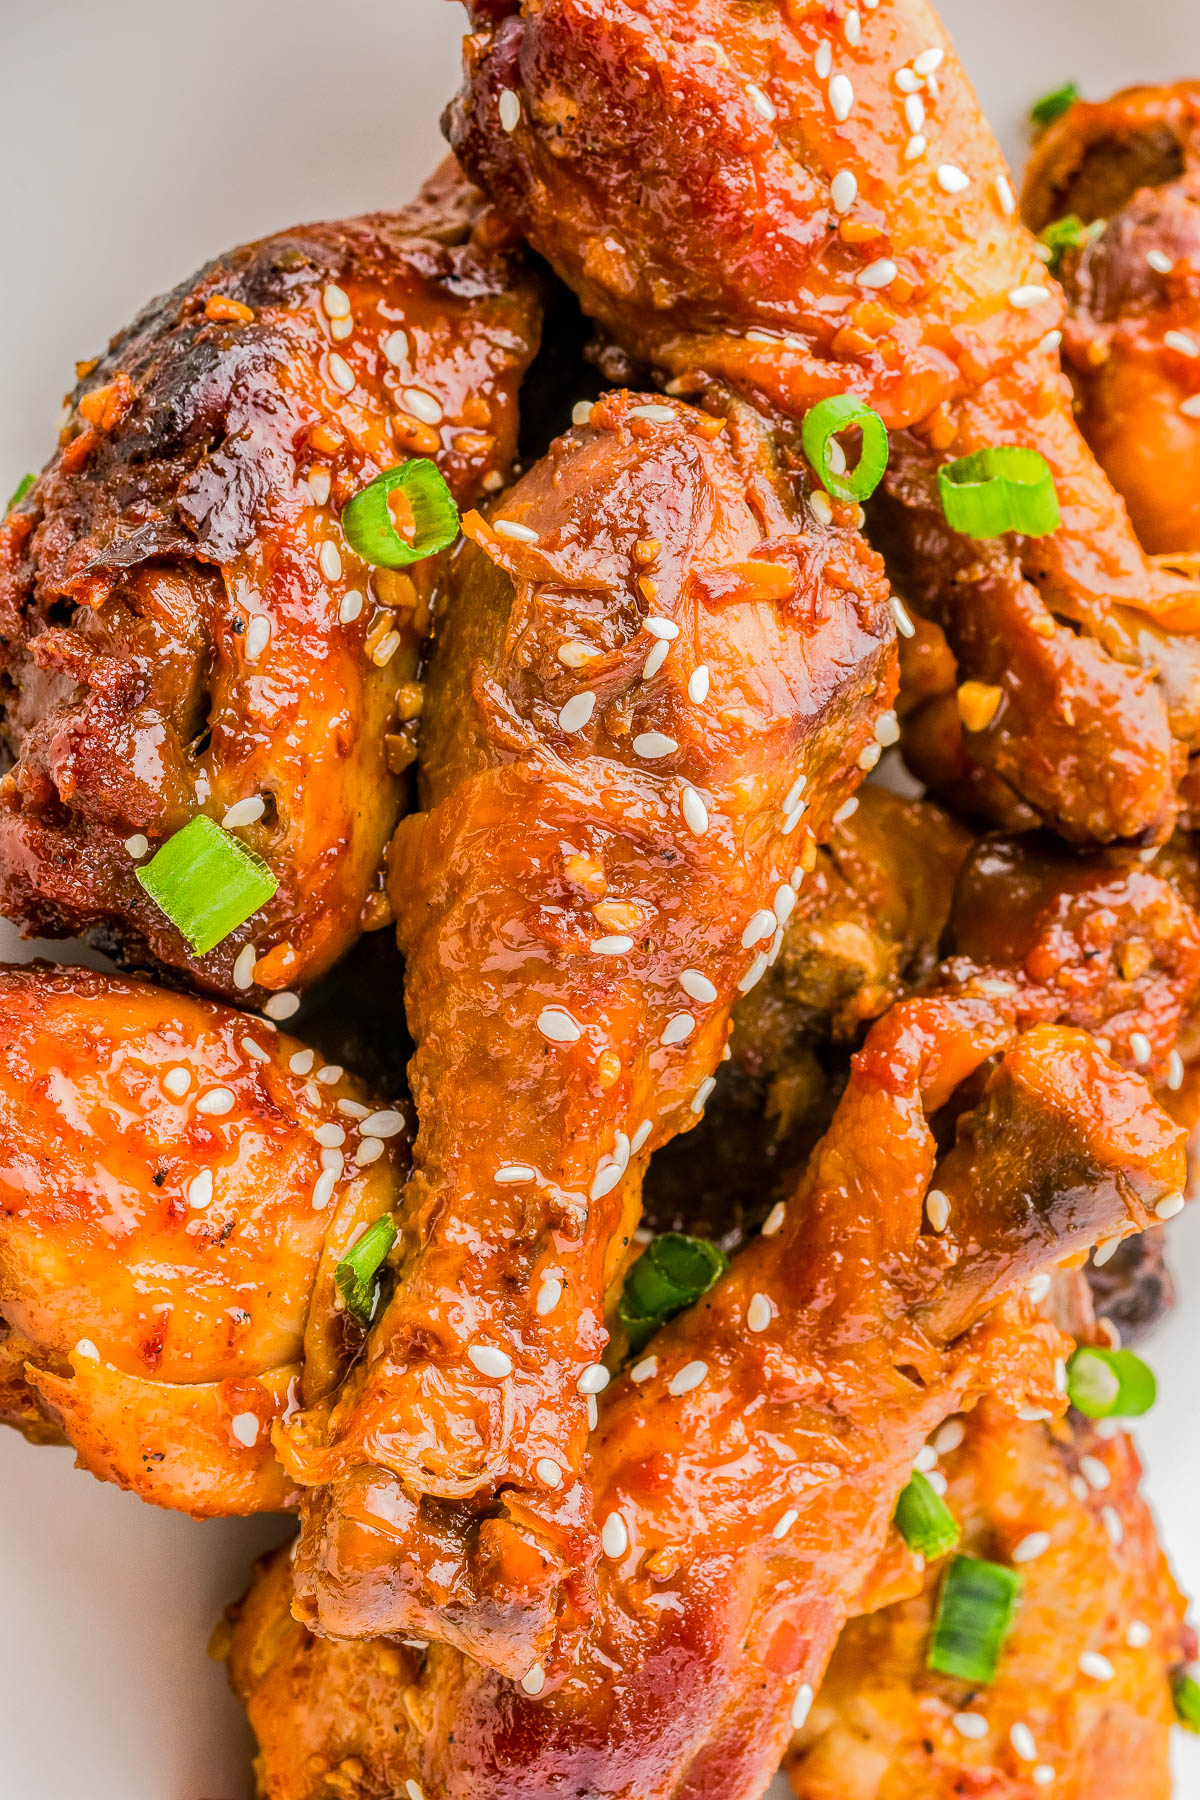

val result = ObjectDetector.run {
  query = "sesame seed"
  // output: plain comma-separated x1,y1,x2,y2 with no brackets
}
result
643,639,670,680
914,47,944,73
402,387,443,426
1156,1191,1185,1220
558,641,599,669
680,969,718,1003
329,315,353,342
222,795,265,830
1012,1530,1050,1563
469,1343,513,1379
747,1293,772,1333
791,1683,814,1730
578,1363,610,1395
830,169,858,214
738,952,769,994
643,616,679,641
355,1136,384,1166
308,469,332,506
371,629,402,667
631,1355,658,1384
1102,1505,1124,1546
994,174,1016,215
339,590,364,625
1032,1767,1056,1788
537,1006,582,1045
1147,249,1174,274
691,1075,716,1114
164,1067,191,1097
319,1148,344,1178
1018,1406,1052,1422
197,1086,236,1116
858,741,881,771
536,1457,563,1488
1079,1651,1114,1682
337,1099,368,1118
913,1445,938,1473
1167,1049,1185,1090
784,773,807,812
405,1784,424,1800
493,518,540,543
322,283,351,321
833,796,859,824
557,691,596,733
937,163,970,193
231,1412,260,1447
952,1712,987,1740
591,1159,623,1201
814,40,832,78
1127,1619,1152,1648
124,833,149,859
904,133,927,161
1009,284,1052,309
661,1012,695,1046
571,399,597,428
891,596,916,638
319,541,343,583
858,258,898,289
895,67,921,92
1093,1236,1120,1271
536,1274,563,1316
327,353,355,393
631,1120,652,1153
591,935,634,956
829,74,854,120
844,9,861,45
498,87,522,131
1028,1272,1052,1303
688,664,710,704
311,1168,337,1210
244,614,271,661
809,490,834,524
188,1170,215,1210
1129,1031,1153,1064
521,1663,546,1696
769,883,795,926
290,1050,315,1075
242,1037,269,1063
668,1359,708,1397
382,329,408,365
264,991,300,1021
1181,395,1200,418
742,909,777,949
904,93,926,134
601,1510,629,1557
359,1109,404,1139
633,731,677,758
925,1188,950,1232
762,1201,786,1236
681,786,709,836
1165,329,1200,356
314,1123,346,1149
934,1419,964,1454
1080,1454,1110,1491
1010,1722,1037,1761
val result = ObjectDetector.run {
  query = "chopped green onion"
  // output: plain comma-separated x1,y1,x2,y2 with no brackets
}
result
1038,214,1102,276
928,1554,1023,1685
1174,1670,1200,1731
335,1214,397,1326
619,1232,729,1351
5,473,34,512
1030,82,1080,131
801,395,890,504
340,459,459,569
938,446,1061,539
895,1472,962,1560
135,815,277,956
1067,1345,1156,1419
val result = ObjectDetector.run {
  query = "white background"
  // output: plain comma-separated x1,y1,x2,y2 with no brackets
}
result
2,2,1200,1795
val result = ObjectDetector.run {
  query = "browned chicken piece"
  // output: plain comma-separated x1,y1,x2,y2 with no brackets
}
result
448,0,1200,844
1023,83,1200,558
787,1404,1191,1800
277,389,896,1674
225,987,1184,1800
0,161,542,1005
0,963,409,1515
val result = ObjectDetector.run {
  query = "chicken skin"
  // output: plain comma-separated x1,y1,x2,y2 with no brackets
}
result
448,0,1200,844
788,1404,1191,1800
1023,83,1200,558
0,963,409,1515
225,984,1184,1800
276,390,896,1673
0,161,542,1004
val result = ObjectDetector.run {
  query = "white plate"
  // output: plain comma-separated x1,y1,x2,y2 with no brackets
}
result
2,3,1199,1795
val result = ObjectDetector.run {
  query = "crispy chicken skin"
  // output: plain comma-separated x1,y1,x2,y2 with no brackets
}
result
448,0,1200,844
787,1404,1190,1800
0,964,409,1515
226,991,1183,1800
277,390,896,1671
0,161,542,1003
1023,84,1200,558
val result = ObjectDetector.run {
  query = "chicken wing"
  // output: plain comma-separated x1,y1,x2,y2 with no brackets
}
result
447,0,1200,843
1023,83,1200,558
0,161,542,1004
0,964,409,1515
225,990,1184,1799
276,389,896,1672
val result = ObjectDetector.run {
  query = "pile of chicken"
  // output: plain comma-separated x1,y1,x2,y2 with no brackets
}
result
3,3,1200,1796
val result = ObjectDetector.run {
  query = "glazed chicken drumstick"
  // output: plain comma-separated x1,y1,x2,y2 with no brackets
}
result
276,388,895,1673
448,0,1200,844
0,161,542,1005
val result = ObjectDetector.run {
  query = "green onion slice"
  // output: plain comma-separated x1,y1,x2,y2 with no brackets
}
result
335,1214,397,1326
894,1472,962,1560
1030,82,1080,130
340,459,459,569
1067,1345,1156,1420
928,1554,1023,1685
1174,1670,1200,1732
135,815,277,956
5,473,34,512
1038,214,1102,276
938,446,1062,539
619,1232,729,1352
802,396,890,504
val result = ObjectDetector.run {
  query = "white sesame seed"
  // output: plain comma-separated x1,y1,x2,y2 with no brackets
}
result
668,1359,708,1397
355,1136,384,1166
742,909,777,949
1165,329,1200,356
319,1147,344,1177
905,133,928,161
738,951,769,994
688,664,710,704
913,1445,938,1473
221,795,266,830
188,1170,214,1210
891,596,916,638
833,796,859,824
1011,1722,1037,1761
857,741,881,771
337,1098,367,1117
469,1343,513,1379
1079,1651,1114,1682
493,517,540,543
163,1066,192,1097
914,46,944,73
1181,395,1200,418
1156,1191,1186,1220
311,1169,338,1211
809,490,833,524
536,1274,563,1317
1167,1049,1185,1090
537,1007,582,1046
783,774,806,814
313,1123,345,1149
895,67,921,92
1018,1407,1053,1422
829,74,854,120
242,1037,269,1063
73,1338,100,1363
558,641,599,669
1032,1767,1056,1788
1070,1475,1090,1503
590,938,636,962
382,330,409,367
601,1510,629,1557
371,629,401,667
993,174,1016,216
1092,1235,1120,1267
952,1712,988,1740
1079,1454,1110,1491
289,1049,315,1075
196,1086,236,1117
904,93,926,134
402,387,443,426
844,9,861,45
741,81,775,123
498,87,522,131
1028,1272,1052,1303
230,947,258,996
934,1419,965,1455
1148,249,1174,274
590,1159,623,1201
814,40,832,79
633,731,677,758
264,991,300,1021
630,1355,658,1385
405,1783,424,1800
308,469,332,507
690,1075,716,1115
571,399,595,426
335,590,363,627
1009,284,1052,310
1127,1619,1152,1649
643,616,679,642
747,1293,772,1333
355,1110,401,1140
925,1469,949,1496
643,639,670,680
244,614,271,662
1012,1530,1050,1564
330,316,353,343
322,284,351,322
318,543,343,586
1102,1505,1124,1546
791,1683,814,1731
631,1120,652,1154
520,1663,546,1696
578,1363,610,1395
660,1012,695,1047
557,691,596,733
937,164,971,194
830,169,858,214
124,833,149,859
680,786,709,837
762,1201,787,1237
925,1188,950,1232
769,883,795,926
536,1457,563,1489
768,1507,799,1543
327,353,355,393
680,969,718,1004
1129,1031,1153,1065
858,258,898,289
231,1412,260,1447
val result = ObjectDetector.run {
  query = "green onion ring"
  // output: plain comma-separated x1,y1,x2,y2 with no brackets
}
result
928,1554,1023,1685
938,445,1062,538
335,1214,398,1326
619,1232,730,1352
5,472,34,512
340,458,460,569
894,1471,961,1560
1066,1345,1156,1420
801,395,890,504
135,815,277,957
1030,81,1080,131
